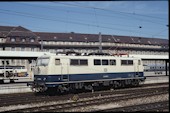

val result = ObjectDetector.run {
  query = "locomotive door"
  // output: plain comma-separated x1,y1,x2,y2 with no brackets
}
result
55,58,69,82
61,61,69,82
134,60,139,77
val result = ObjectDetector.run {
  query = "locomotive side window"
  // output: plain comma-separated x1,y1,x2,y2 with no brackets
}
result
70,59,88,66
121,60,127,65
80,59,88,65
70,59,79,65
121,60,133,65
94,59,116,65
110,59,116,65
55,59,60,65
94,59,101,65
102,60,108,65
128,60,133,65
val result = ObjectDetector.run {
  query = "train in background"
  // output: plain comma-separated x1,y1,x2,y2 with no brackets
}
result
29,53,146,93
0,65,28,83
143,64,169,76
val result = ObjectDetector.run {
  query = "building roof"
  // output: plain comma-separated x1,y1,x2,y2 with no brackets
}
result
34,32,169,46
0,25,37,37
0,25,169,46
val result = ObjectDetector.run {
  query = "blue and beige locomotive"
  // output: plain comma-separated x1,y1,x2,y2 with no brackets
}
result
31,53,146,92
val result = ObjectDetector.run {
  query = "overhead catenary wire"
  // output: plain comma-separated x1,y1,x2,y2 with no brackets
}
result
0,2,168,39
151,28,168,38
56,2,167,20
0,18,167,39
54,2,167,26
93,8,100,33
0,8,159,37
17,2,167,27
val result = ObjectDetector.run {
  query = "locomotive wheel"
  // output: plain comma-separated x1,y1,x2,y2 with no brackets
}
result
113,81,119,89
135,80,140,86
132,79,139,86
121,81,125,88
57,85,65,94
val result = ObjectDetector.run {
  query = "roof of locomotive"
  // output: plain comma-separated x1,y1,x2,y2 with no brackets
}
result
39,54,141,60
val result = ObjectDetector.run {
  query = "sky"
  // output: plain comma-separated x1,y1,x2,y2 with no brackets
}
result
0,1,168,39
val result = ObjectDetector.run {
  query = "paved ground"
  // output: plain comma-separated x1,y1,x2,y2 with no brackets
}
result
144,75,169,84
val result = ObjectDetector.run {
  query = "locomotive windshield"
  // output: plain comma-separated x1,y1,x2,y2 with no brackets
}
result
36,57,50,66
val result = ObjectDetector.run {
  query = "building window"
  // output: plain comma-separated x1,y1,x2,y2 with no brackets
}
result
31,47,34,51
69,37,73,40
22,38,26,42
11,47,15,51
21,47,25,51
21,60,25,64
11,38,15,42
30,38,35,42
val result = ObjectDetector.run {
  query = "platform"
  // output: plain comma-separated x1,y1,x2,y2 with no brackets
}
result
0,83,32,94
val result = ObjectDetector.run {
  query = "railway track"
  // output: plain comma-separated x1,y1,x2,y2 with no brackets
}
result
97,101,169,112
7,89,168,112
2,84,168,112
0,82,168,107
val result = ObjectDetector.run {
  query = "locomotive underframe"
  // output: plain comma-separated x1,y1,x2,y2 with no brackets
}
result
30,77,145,93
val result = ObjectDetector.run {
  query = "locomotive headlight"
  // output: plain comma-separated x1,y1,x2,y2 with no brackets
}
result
37,78,42,80
43,77,46,81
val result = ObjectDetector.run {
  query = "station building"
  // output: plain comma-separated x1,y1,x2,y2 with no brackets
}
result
0,25,169,67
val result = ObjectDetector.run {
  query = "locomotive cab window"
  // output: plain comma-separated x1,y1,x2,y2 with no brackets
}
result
55,59,60,65
36,57,50,66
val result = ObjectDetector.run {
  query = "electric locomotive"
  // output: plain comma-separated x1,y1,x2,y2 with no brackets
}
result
30,53,146,93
